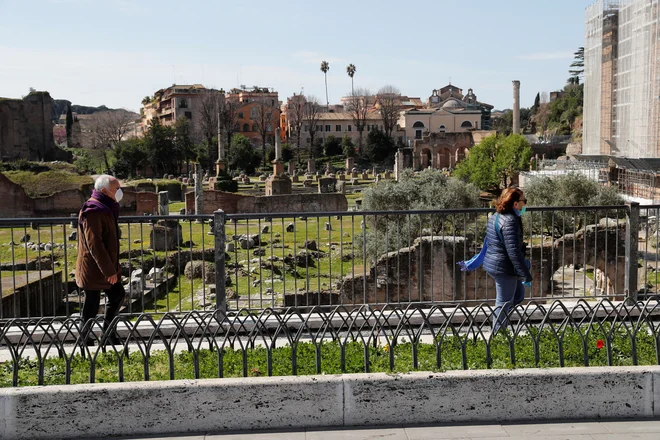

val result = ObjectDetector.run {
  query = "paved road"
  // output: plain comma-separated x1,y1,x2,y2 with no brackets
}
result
102,419,660,439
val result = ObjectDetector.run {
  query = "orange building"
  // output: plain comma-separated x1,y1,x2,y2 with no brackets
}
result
228,87,281,146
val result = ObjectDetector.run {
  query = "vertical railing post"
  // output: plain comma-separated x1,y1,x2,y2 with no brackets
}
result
625,202,640,302
214,209,227,313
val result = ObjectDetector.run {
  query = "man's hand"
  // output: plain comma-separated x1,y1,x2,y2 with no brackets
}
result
108,273,120,285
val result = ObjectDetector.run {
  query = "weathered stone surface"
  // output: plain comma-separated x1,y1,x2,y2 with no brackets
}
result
286,223,295,233
184,261,215,283
303,240,317,251
149,220,183,252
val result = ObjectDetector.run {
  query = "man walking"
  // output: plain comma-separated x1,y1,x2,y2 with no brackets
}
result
75,174,126,345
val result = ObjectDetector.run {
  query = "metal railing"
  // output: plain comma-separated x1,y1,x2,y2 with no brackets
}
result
2,299,660,387
1,204,659,318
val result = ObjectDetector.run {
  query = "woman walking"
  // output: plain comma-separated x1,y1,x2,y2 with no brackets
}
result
483,187,532,333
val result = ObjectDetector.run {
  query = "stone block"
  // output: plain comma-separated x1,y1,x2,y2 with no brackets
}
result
184,261,216,283
149,220,182,252
318,177,337,194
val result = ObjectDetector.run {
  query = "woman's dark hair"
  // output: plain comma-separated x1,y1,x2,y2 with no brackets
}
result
495,187,523,214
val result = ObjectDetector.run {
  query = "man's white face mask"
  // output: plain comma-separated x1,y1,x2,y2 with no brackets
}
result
114,188,123,203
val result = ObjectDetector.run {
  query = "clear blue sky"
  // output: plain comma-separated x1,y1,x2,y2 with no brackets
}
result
0,0,594,111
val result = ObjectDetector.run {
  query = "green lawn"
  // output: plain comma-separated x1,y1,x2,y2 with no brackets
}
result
1,323,655,387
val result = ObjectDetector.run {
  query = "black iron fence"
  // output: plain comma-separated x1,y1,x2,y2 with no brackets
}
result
2,299,660,387
0,203,659,318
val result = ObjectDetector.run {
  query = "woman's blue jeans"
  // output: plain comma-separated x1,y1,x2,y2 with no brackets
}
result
489,273,525,333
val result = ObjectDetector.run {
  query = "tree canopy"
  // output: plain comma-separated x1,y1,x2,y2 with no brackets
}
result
453,134,533,191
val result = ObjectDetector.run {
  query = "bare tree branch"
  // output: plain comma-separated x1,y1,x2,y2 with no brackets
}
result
303,95,323,157
86,109,137,171
377,85,402,139
347,88,371,153
286,94,306,157
252,95,277,166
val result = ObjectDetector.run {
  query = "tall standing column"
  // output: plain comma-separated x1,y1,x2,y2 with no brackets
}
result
513,80,521,135
194,163,204,216
215,108,227,176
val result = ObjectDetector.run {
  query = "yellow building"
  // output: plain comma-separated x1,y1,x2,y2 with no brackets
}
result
401,84,493,141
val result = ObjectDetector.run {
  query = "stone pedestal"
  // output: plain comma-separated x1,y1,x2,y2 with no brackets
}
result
265,175,292,195
288,162,296,175
272,159,285,176
338,173,345,181
361,172,369,180
345,157,354,171
215,159,227,176
292,175,299,183
307,158,316,173
318,177,337,194
351,171,358,179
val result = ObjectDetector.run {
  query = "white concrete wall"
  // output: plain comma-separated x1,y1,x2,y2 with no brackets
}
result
0,367,659,439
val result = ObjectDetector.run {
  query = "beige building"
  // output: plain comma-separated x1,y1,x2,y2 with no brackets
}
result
299,111,389,146
401,84,493,142
140,84,214,135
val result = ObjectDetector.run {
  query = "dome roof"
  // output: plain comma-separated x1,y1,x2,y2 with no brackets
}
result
442,99,462,109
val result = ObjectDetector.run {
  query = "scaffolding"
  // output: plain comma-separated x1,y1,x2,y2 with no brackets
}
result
614,0,660,158
584,0,660,158
584,1,607,155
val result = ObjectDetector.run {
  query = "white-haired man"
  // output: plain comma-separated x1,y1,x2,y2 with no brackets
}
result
75,175,126,345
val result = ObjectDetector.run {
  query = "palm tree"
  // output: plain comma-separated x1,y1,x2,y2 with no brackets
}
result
320,61,330,108
346,64,356,95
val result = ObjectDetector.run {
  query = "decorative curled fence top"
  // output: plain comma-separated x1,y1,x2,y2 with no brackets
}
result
2,299,660,387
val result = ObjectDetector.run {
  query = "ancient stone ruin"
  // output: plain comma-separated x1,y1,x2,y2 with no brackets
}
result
338,219,627,304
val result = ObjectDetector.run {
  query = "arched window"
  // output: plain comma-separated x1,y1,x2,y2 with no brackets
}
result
178,98,188,109
413,121,425,140
242,123,249,132
439,125,446,132
461,121,473,128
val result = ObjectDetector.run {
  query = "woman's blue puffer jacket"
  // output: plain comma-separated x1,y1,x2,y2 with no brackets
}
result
483,211,532,282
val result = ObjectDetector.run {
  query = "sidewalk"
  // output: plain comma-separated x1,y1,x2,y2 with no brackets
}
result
105,419,660,440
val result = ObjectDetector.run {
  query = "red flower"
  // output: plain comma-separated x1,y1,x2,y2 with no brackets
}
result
596,339,604,350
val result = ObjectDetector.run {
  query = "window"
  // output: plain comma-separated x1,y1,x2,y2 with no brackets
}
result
367,125,371,132
348,125,352,132
336,125,342,132
415,130,423,140
439,125,446,132
304,125,309,132
271,99,275,106
252,124,258,132
325,125,331,132
316,125,322,131
185,111,192,120
461,121,473,128
250,107,258,119
243,123,249,132
238,112,244,119
179,98,188,109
